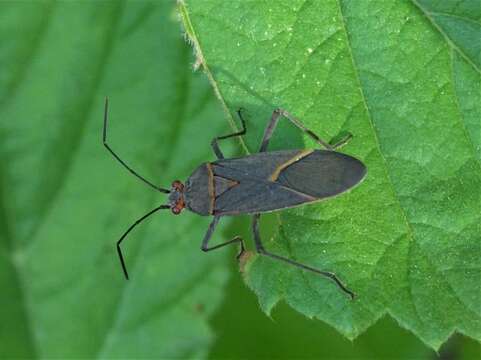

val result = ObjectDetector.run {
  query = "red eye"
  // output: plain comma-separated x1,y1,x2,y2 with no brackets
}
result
172,207,181,215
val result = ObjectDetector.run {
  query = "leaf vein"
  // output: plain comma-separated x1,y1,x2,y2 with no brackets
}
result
410,0,481,74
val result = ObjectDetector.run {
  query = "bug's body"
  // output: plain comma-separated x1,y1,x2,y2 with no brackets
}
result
185,149,366,216
104,102,366,299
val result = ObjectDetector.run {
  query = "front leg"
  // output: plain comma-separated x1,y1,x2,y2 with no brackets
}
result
211,109,247,159
201,216,246,258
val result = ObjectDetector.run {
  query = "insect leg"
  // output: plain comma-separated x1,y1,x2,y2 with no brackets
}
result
201,216,246,258
259,108,334,152
211,109,247,159
116,205,170,280
103,97,170,193
251,214,355,299
330,133,353,150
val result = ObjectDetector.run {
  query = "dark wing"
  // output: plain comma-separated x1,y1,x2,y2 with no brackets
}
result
276,150,366,198
213,150,302,181
213,178,314,215
212,150,366,215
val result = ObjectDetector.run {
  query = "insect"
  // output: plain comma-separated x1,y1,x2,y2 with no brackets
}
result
103,98,366,299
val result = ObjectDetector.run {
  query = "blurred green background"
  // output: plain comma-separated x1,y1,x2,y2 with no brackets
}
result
0,1,478,359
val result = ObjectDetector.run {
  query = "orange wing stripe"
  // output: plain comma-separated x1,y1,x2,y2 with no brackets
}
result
206,163,215,215
269,149,314,181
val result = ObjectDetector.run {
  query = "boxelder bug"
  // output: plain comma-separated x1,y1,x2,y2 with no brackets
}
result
103,98,366,299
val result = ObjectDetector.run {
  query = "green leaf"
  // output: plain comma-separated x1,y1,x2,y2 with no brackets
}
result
179,0,481,350
209,257,481,360
0,1,229,358
413,0,481,72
